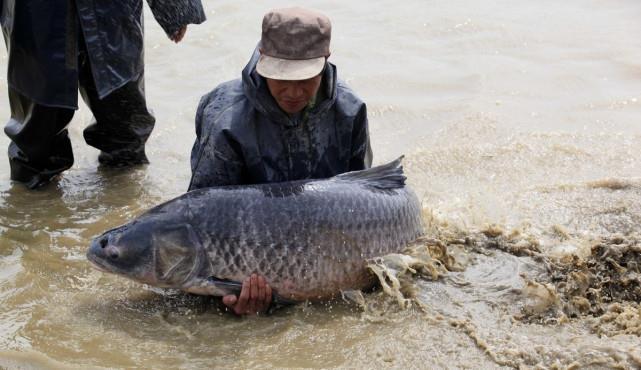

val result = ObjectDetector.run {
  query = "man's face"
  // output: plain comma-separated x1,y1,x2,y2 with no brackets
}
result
266,75,323,115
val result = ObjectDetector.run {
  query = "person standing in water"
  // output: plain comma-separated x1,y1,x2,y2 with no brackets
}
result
0,0,206,189
189,7,373,315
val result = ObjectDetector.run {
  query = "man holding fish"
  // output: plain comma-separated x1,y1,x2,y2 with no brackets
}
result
188,7,373,315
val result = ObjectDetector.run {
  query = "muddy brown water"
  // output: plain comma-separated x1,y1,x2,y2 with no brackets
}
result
2,0,641,368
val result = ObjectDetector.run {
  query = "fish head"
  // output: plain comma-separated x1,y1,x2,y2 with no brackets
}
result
87,220,158,285
87,217,205,288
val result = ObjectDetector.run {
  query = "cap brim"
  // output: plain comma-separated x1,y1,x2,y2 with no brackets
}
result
256,55,325,80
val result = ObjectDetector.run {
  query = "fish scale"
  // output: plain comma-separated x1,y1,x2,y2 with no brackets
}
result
87,158,424,301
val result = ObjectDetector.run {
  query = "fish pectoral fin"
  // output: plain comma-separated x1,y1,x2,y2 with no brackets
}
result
206,276,297,307
270,293,297,307
206,277,243,297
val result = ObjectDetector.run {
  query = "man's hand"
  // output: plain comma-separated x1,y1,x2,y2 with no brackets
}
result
222,274,272,316
170,26,188,43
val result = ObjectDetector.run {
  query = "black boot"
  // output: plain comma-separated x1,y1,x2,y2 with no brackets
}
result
97,148,149,167
4,90,75,189
79,54,155,169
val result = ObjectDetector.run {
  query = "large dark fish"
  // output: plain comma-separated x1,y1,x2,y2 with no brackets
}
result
86,158,424,302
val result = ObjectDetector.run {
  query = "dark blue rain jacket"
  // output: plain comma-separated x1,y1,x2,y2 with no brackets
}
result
0,0,205,109
188,49,373,190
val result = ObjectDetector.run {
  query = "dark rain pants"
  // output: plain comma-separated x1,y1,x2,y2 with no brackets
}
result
5,46,155,189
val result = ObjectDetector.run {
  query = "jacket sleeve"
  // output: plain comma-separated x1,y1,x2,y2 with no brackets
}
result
146,0,206,38
349,103,373,170
188,93,246,191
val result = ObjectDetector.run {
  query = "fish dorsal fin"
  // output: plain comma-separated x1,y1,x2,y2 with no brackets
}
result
334,156,406,190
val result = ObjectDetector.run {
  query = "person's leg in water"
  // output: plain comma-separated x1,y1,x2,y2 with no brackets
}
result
4,90,75,189
78,45,155,167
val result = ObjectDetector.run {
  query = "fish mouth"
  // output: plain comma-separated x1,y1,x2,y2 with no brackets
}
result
86,253,112,273
86,249,158,286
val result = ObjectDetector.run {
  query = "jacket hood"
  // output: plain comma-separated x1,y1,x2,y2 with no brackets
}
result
241,47,338,127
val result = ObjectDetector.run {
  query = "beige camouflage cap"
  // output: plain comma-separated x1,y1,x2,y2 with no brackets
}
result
257,7,331,81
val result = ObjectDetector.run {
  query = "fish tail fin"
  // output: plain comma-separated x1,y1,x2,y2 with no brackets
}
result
334,156,406,190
